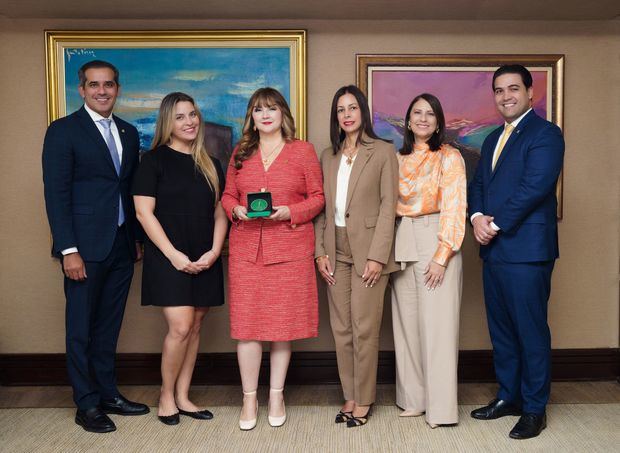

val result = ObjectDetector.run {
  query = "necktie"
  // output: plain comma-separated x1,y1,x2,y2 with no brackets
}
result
99,119,125,225
492,124,515,170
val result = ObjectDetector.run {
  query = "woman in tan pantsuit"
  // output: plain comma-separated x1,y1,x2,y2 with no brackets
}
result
391,93,466,428
315,85,398,428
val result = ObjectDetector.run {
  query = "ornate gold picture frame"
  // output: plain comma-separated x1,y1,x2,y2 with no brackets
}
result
45,30,307,164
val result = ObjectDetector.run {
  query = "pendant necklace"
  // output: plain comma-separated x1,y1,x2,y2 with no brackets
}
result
343,142,358,166
260,140,284,166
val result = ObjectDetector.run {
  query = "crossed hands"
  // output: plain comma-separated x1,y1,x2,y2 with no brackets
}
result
168,249,219,275
472,215,498,245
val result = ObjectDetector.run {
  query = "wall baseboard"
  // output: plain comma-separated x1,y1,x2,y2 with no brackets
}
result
1,349,618,386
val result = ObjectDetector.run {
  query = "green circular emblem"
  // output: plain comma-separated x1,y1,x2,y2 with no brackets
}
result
250,198,268,211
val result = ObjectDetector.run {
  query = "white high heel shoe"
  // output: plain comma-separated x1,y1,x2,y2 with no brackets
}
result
239,390,258,431
268,388,286,427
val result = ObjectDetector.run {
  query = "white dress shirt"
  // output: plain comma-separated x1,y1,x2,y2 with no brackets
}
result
470,108,532,231
61,105,124,256
334,153,356,227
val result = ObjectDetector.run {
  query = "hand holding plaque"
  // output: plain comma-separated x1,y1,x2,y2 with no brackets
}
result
246,191,273,218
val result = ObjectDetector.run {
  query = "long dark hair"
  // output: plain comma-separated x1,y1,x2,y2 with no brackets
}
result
234,87,296,169
400,93,446,154
329,85,389,154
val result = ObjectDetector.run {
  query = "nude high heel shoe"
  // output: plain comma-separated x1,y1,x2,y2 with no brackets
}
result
268,388,286,427
239,390,258,431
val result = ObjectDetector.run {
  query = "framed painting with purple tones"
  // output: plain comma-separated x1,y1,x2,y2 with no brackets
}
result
357,54,565,218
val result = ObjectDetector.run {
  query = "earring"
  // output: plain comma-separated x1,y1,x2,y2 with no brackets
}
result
435,128,439,134
253,124,257,132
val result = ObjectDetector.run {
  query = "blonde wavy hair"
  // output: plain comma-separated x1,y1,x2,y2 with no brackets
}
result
234,87,296,169
151,92,219,200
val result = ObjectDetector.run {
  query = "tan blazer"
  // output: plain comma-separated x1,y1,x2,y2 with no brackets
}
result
315,137,399,276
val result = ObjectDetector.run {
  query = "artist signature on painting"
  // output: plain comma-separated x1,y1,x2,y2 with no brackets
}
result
66,49,96,62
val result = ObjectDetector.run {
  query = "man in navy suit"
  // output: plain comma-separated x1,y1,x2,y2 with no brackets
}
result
43,60,149,433
468,65,564,439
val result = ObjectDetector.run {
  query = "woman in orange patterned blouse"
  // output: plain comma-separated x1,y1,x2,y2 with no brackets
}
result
391,93,466,428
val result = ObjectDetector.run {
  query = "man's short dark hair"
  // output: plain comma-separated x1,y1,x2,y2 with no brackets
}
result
78,60,120,87
492,64,533,90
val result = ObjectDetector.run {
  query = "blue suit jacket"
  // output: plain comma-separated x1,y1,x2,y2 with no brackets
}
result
468,110,565,263
42,106,141,262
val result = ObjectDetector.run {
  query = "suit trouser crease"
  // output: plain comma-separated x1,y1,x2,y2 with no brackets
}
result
483,260,553,415
391,214,462,424
326,227,387,406
65,226,133,410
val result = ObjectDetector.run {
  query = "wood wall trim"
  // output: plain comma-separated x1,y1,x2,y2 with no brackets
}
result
1,349,618,386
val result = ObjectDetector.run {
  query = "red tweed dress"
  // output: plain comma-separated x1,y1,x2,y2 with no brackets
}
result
221,140,325,341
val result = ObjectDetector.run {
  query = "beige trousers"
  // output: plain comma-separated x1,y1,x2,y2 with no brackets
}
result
326,227,388,406
391,214,462,424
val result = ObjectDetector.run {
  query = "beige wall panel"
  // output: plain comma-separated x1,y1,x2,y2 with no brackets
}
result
0,18,618,353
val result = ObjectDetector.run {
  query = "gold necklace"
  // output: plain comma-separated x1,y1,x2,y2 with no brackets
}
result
343,143,359,166
260,140,284,165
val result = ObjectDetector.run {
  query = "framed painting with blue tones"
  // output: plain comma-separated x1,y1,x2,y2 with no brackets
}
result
357,54,564,218
45,30,306,173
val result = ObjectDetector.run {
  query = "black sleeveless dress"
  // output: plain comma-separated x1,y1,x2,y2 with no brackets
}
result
132,145,225,307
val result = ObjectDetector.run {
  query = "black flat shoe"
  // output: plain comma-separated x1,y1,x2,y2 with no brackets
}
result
471,399,522,420
101,395,150,416
178,408,214,420
335,410,353,424
509,413,546,439
75,407,116,433
346,406,373,428
158,413,180,425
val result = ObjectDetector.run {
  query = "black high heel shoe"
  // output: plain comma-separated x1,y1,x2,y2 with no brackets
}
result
346,405,373,428
335,410,353,424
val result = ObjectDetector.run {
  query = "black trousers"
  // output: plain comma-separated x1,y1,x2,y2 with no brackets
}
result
64,226,134,410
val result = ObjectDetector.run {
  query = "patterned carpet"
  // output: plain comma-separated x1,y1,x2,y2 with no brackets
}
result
1,403,619,453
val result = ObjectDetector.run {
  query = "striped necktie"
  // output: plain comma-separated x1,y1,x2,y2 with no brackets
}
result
492,124,515,170
99,119,125,225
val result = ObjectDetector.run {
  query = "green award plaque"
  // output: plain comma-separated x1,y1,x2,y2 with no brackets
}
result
247,191,273,218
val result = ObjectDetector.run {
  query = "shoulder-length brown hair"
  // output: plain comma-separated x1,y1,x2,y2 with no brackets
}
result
400,93,446,154
151,92,220,199
234,87,296,169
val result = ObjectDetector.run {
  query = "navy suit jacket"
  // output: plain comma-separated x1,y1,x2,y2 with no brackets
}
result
468,110,565,263
43,106,141,262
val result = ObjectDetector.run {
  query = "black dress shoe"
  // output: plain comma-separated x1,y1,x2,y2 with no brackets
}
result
509,413,546,439
75,407,116,433
158,412,180,425
178,408,214,420
471,399,522,420
100,395,150,416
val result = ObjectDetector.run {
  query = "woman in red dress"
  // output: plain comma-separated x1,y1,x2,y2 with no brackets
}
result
222,88,324,430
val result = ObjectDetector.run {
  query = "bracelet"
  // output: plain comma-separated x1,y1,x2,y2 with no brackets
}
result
231,206,239,220
315,255,328,263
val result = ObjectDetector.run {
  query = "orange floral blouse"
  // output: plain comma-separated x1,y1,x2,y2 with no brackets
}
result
397,143,467,266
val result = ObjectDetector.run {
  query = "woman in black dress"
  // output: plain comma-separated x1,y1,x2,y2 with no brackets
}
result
133,92,227,425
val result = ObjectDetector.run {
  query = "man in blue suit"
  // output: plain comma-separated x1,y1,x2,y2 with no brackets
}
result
468,65,564,439
43,60,149,433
